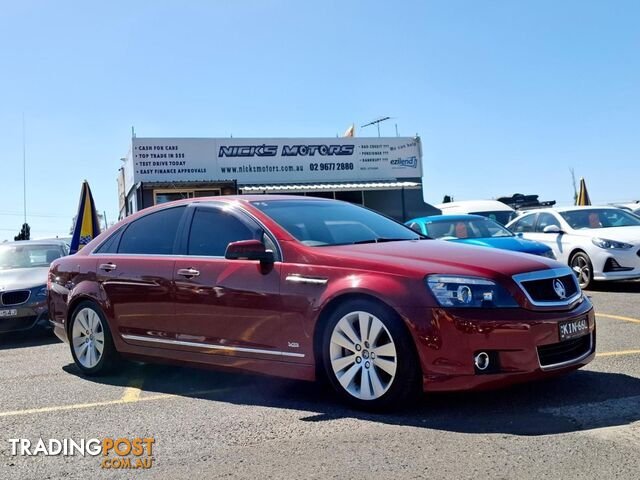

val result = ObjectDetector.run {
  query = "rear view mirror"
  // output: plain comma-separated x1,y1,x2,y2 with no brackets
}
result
543,225,562,234
225,239,274,264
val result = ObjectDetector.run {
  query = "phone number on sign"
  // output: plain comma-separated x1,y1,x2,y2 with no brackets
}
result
310,162,354,171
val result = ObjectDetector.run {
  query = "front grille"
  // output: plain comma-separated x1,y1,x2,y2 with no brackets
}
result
537,333,592,368
1,290,30,306
520,274,578,303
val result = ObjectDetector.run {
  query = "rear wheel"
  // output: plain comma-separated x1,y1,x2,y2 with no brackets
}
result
570,252,594,289
69,301,120,376
322,299,420,410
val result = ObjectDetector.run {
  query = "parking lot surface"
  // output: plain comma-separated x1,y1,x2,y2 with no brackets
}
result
1,284,639,479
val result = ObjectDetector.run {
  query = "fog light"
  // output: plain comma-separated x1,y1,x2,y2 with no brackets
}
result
474,352,490,371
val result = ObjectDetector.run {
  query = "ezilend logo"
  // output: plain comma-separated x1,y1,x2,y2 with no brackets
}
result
390,156,418,168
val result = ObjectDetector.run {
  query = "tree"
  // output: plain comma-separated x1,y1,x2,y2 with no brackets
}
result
14,223,30,241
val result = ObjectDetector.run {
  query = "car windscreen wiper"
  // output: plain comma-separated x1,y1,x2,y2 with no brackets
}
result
352,237,418,245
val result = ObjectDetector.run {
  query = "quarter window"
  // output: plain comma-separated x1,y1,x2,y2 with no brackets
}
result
118,207,186,255
187,207,260,257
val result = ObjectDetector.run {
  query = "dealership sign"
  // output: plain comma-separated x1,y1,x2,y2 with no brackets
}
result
124,137,422,189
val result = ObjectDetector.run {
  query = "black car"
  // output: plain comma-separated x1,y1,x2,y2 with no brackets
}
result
0,239,69,334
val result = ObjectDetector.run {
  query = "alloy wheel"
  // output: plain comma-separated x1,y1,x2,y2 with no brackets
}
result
72,307,105,369
571,255,591,288
329,311,397,400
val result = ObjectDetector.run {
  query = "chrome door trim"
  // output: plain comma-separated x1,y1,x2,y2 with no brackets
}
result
285,274,328,285
121,333,305,358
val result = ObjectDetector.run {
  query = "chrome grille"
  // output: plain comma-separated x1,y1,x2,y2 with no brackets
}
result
512,267,582,307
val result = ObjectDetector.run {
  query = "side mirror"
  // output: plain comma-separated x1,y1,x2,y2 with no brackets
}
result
543,225,562,234
225,239,274,264
516,232,524,238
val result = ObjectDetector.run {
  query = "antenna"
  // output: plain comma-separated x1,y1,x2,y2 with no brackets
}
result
361,116,392,137
22,113,26,226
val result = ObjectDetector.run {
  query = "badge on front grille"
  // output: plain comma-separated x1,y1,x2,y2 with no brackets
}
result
553,279,567,299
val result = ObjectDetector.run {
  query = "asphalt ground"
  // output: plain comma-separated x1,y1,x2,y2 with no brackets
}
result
0,283,639,479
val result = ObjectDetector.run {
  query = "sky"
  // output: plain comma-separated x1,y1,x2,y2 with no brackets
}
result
0,0,638,240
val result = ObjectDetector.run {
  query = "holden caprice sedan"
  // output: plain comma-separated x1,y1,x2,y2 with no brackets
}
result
48,196,595,409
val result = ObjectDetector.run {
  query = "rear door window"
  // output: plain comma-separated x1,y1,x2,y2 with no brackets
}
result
118,206,186,255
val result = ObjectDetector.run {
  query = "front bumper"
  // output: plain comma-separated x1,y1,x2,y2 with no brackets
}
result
0,299,50,334
592,247,640,281
400,297,596,392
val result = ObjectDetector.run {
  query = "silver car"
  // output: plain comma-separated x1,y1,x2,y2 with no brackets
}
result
0,239,69,334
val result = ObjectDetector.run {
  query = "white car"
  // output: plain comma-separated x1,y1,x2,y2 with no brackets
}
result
435,200,517,225
506,207,640,288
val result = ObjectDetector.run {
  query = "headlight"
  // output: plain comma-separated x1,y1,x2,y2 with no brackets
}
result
35,286,47,297
539,250,556,259
591,237,633,250
426,275,518,308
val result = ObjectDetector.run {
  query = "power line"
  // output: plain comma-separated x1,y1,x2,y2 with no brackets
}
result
0,211,69,218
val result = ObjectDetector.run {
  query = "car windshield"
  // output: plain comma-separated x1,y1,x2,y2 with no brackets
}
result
0,244,64,270
560,208,640,230
473,210,517,225
425,217,513,240
251,200,423,246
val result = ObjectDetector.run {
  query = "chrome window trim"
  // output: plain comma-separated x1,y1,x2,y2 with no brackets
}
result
91,201,284,262
537,332,594,371
0,289,32,307
121,333,304,358
512,267,582,307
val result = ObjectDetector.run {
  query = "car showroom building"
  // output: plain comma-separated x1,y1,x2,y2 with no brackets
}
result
117,136,438,221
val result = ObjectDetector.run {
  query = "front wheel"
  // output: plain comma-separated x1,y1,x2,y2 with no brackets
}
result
69,301,120,376
570,252,594,289
322,300,421,410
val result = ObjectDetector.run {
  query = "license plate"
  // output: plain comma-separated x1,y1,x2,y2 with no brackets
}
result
559,317,590,341
0,309,18,318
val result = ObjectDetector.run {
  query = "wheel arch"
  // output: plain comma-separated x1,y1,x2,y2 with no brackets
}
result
312,292,418,377
66,295,102,337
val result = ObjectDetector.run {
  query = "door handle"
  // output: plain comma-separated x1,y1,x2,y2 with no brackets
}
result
99,263,117,272
177,268,200,278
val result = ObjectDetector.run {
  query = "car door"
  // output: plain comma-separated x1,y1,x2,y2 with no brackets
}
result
172,203,291,360
95,205,186,339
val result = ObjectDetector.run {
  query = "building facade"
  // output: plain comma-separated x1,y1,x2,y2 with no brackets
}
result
118,136,438,221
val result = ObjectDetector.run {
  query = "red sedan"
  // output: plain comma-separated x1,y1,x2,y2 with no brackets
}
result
48,196,595,409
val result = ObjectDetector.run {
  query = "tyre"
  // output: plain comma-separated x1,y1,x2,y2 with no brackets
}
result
69,301,120,376
321,299,421,410
570,252,594,289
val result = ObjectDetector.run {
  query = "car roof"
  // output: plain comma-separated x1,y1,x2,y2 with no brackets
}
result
408,214,488,223
434,200,515,212
517,206,627,215
1,239,69,247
